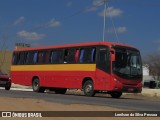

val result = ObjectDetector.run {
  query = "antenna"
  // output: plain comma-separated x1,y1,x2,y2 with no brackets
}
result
103,0,107,42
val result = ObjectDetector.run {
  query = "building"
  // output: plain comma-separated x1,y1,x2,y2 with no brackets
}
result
143,65,159,88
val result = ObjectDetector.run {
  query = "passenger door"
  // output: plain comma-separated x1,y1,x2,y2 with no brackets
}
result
96,46,111,90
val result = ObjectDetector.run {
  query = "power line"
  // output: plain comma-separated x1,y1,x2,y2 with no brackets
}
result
106,1,119,43
58,0,104,21
103,0,107,42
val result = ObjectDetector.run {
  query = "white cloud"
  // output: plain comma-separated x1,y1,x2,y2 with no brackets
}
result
93,0,104,6
98,6,123,17
47,19,61,28
86,0,104,12
108,27,127,34
17,30,45,40
117,27,127,33
67,1,72,7
14,16,25,25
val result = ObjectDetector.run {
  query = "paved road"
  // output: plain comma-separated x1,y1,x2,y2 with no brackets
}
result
0,89,160,111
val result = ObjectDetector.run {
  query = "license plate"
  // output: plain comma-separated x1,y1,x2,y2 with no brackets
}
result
0,81,7,84
128,88,134,92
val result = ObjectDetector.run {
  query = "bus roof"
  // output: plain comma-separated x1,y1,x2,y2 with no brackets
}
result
14,41,137,52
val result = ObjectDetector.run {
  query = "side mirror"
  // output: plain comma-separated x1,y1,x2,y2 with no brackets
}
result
110,49,115,61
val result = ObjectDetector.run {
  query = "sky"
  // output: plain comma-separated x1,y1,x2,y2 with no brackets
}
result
0,0,160,57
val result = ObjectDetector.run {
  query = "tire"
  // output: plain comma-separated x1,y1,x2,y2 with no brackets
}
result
110,91,122,98
83,80,95,97
32,78,45,93
5,82,11,90
5,85,11,90
54,88,67,94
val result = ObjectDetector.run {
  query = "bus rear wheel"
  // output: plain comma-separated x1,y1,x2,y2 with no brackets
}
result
54,88,67,94
32,78,45,93
83,80,95,97
110,91,122,98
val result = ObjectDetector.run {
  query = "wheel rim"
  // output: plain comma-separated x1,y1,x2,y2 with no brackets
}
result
85,84,93,93
33,81,39,90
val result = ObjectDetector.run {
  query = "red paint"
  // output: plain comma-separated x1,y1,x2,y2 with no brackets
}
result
11,42,142,93
11,68,142,93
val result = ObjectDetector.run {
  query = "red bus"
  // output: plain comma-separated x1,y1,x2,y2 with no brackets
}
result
11,42,142,98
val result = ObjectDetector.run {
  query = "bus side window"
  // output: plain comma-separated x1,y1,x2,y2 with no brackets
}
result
91,48,96,62
27,52,35,64
33,52,38,64
64,48,77,63
75,49,79,63
23,52,28,64
25,52,30,64
50,50,63,64
37,51,44,64
50,51,57,63
19,52,25,65
64,49,68,63
16,53,20,64
79,48,96,63
79,49,84,63
44,50,50,64
12,53,19,65
68,49,77,63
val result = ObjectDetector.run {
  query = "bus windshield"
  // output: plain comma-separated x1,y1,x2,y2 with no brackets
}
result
113,47,142,80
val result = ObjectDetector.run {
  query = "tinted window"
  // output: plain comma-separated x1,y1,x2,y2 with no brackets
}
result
18,52,25,64
50,50,63,64
97,47,110,73
79,47,96,63
44,50,50,64
37,51,45,64
25,51,35,64
64,48,77,63
75,49,79,63
12,53,20,65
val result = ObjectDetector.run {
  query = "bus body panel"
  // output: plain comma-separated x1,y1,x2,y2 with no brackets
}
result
11,70,112,90
95,68,111,90
10,42,142,93
11,66,113,91
11,64,97,89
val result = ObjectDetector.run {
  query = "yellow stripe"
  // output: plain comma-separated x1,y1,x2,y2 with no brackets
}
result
11,64,96,71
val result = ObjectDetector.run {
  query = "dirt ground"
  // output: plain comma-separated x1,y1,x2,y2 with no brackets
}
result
0,97,159,120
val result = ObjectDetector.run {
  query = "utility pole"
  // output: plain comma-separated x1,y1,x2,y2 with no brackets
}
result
103,0,107,42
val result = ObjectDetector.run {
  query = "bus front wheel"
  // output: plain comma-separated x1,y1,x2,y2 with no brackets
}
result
110,91,122,98
32,78,45,93
83,80,95,97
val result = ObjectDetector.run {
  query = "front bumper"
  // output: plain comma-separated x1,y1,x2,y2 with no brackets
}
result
113,79,142,93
